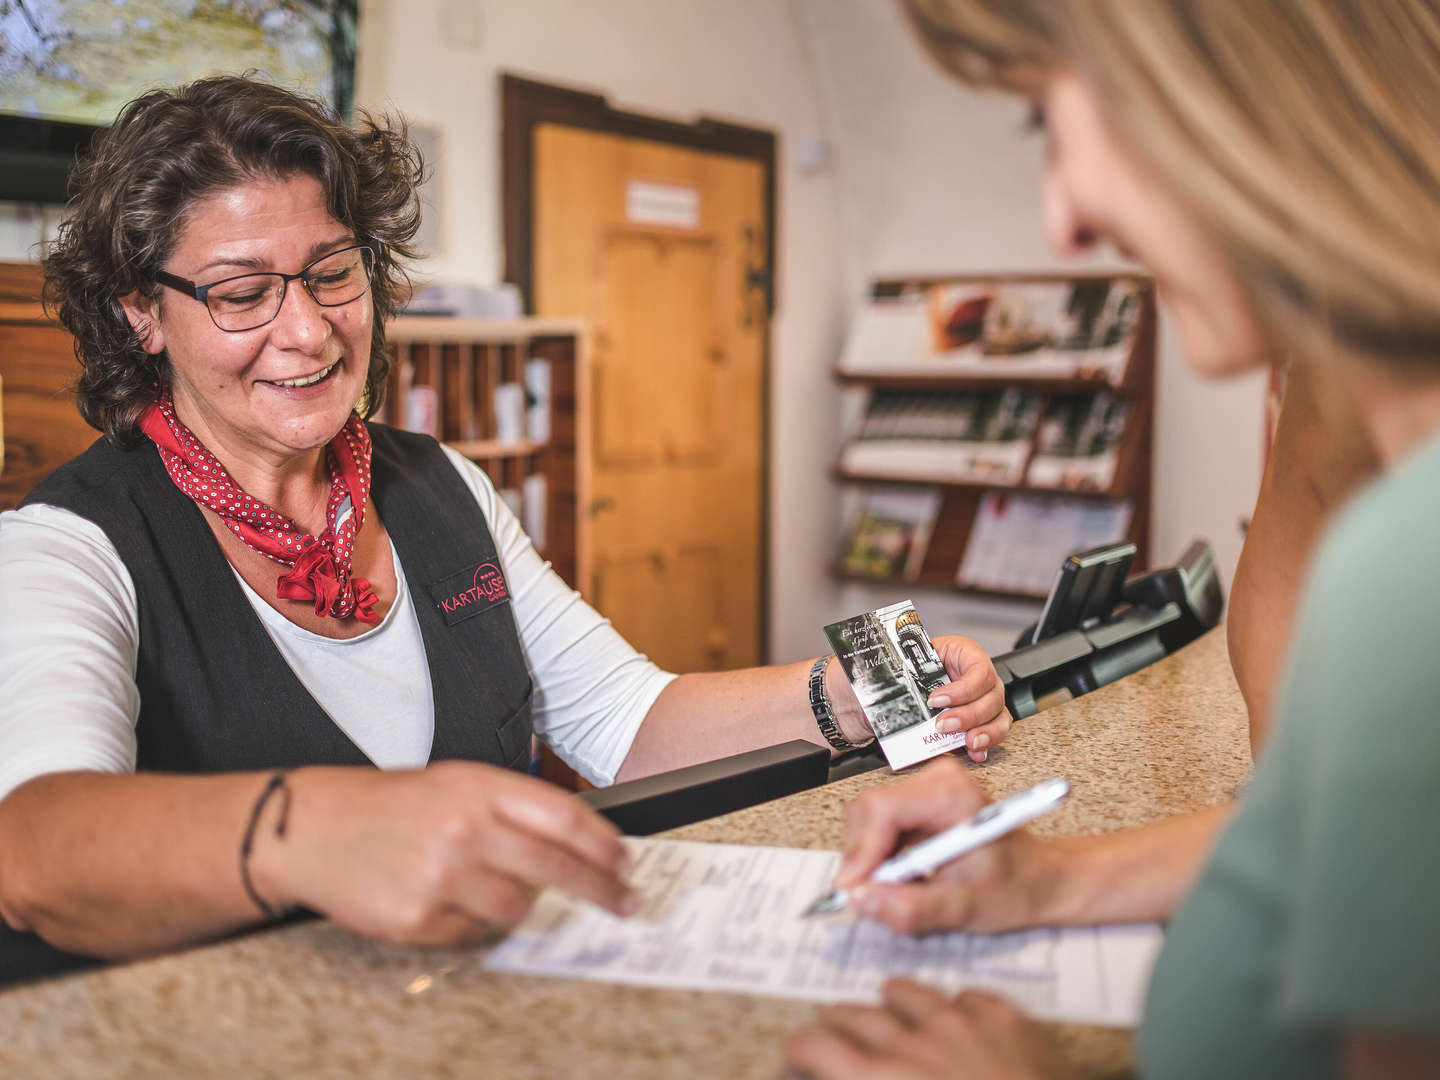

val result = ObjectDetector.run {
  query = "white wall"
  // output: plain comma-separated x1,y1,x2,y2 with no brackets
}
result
0,203,61,263
0,0,1266,663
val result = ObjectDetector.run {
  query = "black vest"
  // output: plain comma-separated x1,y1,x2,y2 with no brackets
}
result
22,424,533,774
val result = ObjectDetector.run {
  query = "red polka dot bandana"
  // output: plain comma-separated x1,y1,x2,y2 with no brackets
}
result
138,387,379,624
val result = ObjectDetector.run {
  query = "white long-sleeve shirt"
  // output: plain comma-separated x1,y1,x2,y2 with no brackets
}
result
0,445,674,800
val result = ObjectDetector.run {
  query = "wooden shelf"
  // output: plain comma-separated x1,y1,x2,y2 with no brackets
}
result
832,565,1048,604
835,370,1132,395
446,439,547,459
833,467,1129,501
0,300,50,326
388,315,583,342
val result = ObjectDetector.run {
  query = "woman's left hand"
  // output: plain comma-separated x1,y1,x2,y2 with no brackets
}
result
784,979,1068,1080
927,635,1012,761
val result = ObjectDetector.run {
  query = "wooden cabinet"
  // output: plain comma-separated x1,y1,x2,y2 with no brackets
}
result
0,262,99,512
833,273,1155,602
377,316,586,590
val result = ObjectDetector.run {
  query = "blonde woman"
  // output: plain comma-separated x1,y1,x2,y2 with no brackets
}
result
786,2,1440,1077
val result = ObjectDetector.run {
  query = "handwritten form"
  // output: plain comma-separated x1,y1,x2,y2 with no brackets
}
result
485,838,1163,1027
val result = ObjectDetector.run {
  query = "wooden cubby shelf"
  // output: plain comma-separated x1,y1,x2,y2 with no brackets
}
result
380,316,586,589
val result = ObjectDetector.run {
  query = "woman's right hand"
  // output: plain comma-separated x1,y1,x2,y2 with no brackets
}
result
250,762,637,946
835,757,1065,935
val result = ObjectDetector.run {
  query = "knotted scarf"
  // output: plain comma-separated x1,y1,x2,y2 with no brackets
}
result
138,388,379,624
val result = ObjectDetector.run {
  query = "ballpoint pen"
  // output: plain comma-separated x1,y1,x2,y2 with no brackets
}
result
801,777,1070,918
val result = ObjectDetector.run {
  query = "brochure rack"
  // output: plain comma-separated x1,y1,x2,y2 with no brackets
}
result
833,273,1155,602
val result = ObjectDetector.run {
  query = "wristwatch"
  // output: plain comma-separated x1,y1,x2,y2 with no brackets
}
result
808,654,875,753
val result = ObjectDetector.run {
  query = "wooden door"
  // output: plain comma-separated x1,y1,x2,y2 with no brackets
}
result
534,125,768,672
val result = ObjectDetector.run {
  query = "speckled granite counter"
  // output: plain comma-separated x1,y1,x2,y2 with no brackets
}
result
0,628,1251,1079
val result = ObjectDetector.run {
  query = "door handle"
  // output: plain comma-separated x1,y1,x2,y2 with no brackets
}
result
587,497,616,518
740,225,769,329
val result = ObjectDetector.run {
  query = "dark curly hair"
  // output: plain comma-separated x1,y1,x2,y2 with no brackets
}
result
43,75,424,446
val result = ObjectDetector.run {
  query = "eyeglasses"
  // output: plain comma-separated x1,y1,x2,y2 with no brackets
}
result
152,242,379,332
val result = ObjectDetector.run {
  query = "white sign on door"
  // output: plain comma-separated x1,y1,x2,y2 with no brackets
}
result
625,180,700,228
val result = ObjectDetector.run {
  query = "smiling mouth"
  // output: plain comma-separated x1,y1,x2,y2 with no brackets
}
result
267,360,339,389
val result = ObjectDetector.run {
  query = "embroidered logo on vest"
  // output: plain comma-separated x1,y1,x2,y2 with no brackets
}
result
429,561,511,626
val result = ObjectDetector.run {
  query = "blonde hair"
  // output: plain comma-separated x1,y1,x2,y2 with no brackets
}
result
903,0,1440,366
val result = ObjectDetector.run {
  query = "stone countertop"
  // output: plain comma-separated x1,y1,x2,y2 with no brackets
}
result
0,628,1251,1079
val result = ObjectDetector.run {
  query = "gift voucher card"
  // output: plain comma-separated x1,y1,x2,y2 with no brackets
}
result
823,601,968,770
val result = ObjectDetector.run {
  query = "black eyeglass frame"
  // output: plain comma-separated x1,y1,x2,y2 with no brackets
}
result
151,240,382,332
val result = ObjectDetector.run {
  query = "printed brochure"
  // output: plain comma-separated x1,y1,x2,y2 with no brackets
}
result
824,601,968,770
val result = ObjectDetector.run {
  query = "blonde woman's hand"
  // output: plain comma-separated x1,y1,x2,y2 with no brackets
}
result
785,980,1071,1080
834,757,1064,936
249,762,636,946
926,635,1012,761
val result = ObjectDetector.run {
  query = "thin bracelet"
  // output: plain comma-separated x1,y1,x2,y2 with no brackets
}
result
239,770,293,920
808,654,874,753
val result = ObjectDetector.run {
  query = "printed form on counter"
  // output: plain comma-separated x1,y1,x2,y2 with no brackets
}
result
484,837,1164,1028
825,600,964,770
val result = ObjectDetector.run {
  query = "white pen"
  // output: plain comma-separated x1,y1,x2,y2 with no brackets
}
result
801,777,1070,918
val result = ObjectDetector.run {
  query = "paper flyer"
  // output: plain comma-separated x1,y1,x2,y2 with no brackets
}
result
823,601,967,770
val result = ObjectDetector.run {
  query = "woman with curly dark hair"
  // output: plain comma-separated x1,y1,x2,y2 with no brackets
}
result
0,75,1010,963
45,77,418,449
